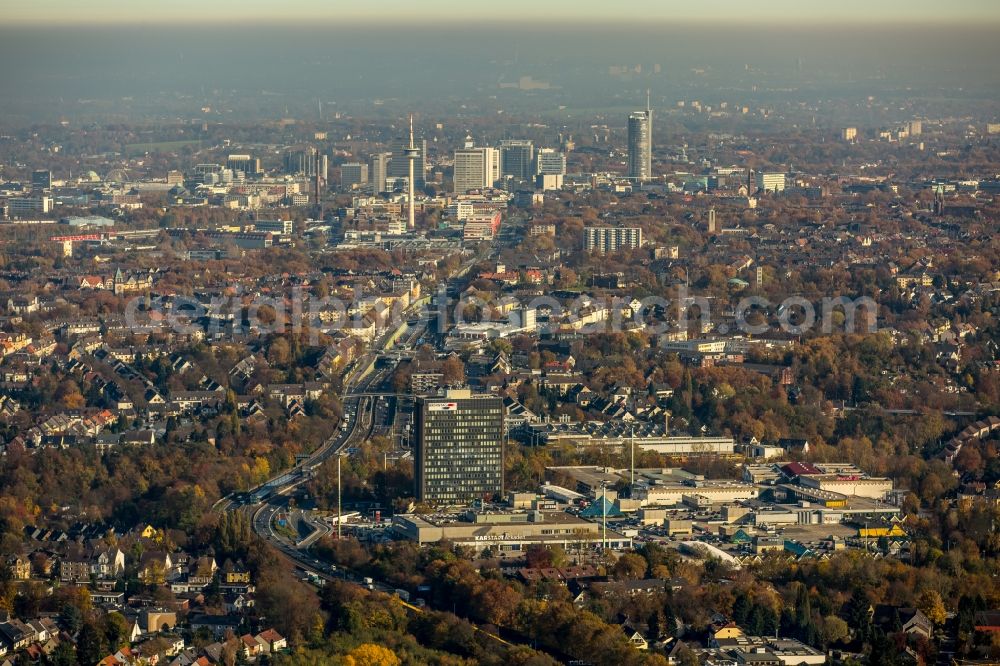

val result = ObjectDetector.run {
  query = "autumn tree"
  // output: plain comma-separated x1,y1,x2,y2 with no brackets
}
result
344,643,400,666
916,589,947,626
612,553,648,580
441,355,465,385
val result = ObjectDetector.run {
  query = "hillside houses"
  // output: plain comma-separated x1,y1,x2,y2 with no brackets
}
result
75,268,155,295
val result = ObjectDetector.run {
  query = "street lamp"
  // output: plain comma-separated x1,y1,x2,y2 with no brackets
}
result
600,481,607,551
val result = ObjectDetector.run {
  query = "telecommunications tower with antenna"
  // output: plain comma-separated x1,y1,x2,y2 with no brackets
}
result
404,114,420,232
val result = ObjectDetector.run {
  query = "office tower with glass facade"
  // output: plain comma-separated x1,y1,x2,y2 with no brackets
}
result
535,148,567,176
415,390,504,503
388,137,427,188
500,140,535,180
627,96,652,181
340,162,368,189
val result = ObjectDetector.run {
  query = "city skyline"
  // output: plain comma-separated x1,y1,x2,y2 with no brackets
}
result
0,0,997,663
3,0,1000,25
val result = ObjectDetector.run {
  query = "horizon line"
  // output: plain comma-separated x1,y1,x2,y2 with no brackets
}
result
3,17,999,29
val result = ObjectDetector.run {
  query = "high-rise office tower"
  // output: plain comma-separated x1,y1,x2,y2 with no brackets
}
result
535,148,567,176
627,91,652,181
415,389,504,504
340,162,368,190
31,170,52,190
388,135,427,188
499,140,535,180
453,140,500,194
369,152,392,194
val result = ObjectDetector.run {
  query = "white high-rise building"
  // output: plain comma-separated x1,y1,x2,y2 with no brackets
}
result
756,172,787,193
453,140,500,194
369,152,392,193
535,148,567,176
583,227,643,254
627,91,652,181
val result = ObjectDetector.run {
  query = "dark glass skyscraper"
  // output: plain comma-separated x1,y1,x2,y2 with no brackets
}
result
387,136,427,188
499,139,535,181
31,169,52,190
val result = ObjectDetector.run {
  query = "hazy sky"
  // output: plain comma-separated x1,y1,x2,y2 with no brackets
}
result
3,0,999,24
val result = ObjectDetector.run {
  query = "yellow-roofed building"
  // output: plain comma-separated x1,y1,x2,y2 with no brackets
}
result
858,524,907,539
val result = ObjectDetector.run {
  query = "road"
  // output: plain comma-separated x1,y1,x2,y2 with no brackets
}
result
249,498,517,652
213,257,533,653
225,254,483,512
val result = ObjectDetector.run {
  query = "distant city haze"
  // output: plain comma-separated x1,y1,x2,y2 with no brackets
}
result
0,10,998,127
3,0,1000,24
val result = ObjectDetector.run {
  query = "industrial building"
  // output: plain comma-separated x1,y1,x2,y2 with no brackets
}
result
525,420,734,456
391,510,631,557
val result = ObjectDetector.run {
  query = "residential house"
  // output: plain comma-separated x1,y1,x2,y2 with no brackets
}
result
240,634,263,660
974,610,1000,633
59,557,91,583
140,609,177,635
94,548,126,578
224,568,251,585
188,614,242,640
255,629,286,653
138,552,173,585
624,626,649,651
187,557,217,586
7,556,30,581
0,619,33,652
871,605,933,638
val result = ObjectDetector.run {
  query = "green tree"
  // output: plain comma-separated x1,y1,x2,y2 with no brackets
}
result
59,603,83,636
104,611,130,649
822,615,850,646
48,640,76,666
76,620,108,665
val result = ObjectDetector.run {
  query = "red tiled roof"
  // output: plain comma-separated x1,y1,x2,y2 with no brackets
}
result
782,462,822,476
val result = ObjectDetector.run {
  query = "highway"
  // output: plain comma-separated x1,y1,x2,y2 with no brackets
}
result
213,257,532,654
249,498,515,651
225,253,482,513
213,315,401,514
